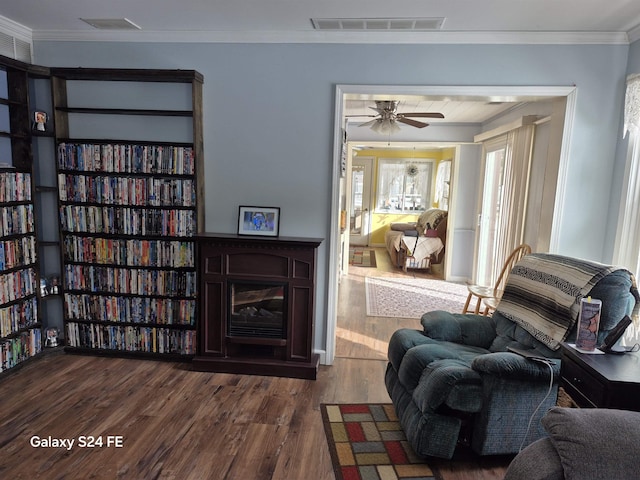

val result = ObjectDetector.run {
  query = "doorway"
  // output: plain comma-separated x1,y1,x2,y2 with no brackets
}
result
475,136,508,287
325,85,577,365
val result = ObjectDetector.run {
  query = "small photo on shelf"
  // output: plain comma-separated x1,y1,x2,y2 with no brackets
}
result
45,327,59,348
33,111,48,132
237,206,280,237
40,275,60,296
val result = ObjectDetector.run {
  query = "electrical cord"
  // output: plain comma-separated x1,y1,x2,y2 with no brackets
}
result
518,359,555,453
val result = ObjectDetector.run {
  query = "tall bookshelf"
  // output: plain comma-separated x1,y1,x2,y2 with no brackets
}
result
0,59,43,372
51,68,204,359
29,67,64,349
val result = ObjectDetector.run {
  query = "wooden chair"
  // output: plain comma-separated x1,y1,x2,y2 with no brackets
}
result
462,243,532,315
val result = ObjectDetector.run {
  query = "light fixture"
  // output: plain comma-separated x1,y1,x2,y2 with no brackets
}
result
369,118,402,134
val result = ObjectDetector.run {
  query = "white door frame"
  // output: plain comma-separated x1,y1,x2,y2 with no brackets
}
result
325,84,577,365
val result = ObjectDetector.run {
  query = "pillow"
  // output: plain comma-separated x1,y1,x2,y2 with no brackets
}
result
390,222,418,232
417,209,447,235
542,407,640,480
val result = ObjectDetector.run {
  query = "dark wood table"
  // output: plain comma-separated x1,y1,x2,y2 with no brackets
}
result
560,342,640,411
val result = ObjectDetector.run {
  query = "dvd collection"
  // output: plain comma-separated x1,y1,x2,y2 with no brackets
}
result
0,204,35,237
58,174,195,207
64,265,196,297
57,140,199,357
63,236,194,268
0,236,37,270
64,293,196,326
57,143,195,176
0,297,38,338
0,171,39,372
65,321,195,355
0,329,41,372
60,205,195,237
0,172,31,203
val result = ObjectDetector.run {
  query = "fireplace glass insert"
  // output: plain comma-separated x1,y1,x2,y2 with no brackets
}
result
228,280,286,339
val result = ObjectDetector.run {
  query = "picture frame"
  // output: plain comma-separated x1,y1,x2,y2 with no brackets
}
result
237,206,280,237
33,111,48,131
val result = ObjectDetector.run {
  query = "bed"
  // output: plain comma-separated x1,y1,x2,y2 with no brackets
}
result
384,208,448,272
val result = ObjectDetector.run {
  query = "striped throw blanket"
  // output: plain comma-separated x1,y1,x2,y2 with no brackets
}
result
496,254,622,350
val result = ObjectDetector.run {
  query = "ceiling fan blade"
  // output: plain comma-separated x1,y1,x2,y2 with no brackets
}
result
345,114,378,118
397,117,429,128
398,112,445,119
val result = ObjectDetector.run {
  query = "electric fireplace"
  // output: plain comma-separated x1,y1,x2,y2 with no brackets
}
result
193,233,322,379
228,281,286,339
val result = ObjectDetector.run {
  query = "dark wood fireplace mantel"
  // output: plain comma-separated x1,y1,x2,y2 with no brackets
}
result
192,233,322,379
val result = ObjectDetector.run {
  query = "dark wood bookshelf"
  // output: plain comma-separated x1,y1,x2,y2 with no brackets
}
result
56,107,193,117
52,68,204,359
0,56,43,373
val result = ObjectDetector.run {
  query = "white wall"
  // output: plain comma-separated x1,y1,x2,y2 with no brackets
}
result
33,41,631,357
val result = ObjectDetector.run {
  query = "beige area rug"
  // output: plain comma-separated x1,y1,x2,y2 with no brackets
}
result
365,276,469,318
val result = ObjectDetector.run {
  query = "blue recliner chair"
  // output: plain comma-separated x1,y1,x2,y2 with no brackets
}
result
385,254,638,459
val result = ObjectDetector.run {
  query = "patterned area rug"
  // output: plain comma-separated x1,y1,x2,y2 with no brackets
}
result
349,248,377,267
365,276,468,318
321,404,442,480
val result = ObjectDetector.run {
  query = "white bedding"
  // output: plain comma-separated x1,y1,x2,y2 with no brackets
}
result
401,235,444,264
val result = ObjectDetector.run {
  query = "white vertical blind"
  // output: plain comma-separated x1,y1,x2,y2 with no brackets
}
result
624,74,640,138
614,73,640,345
476,123,535,287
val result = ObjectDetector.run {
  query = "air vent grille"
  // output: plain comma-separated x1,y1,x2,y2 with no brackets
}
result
311,17,445,31
13,38,31,63
80,18,142,30
0,31,32,63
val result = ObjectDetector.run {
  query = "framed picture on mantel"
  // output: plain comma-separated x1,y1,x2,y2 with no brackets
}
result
237,206,280,237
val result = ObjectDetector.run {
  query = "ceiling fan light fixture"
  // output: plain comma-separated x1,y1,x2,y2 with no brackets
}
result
371,118,401,134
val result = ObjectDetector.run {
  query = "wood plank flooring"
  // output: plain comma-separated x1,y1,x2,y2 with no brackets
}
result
0,248,511,479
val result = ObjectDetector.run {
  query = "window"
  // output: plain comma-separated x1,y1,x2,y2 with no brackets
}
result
613,73,640,346
615,74,640,275
375,159,434,213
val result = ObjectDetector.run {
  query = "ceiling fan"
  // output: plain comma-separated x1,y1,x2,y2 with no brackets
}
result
347,100,445,134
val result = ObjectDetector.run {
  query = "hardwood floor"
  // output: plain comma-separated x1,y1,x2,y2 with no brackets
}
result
0,248,511,479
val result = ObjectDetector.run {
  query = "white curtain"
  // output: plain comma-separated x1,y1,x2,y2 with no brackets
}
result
615,74,640,277
624,74,640,138
435,160,451,210
496,125,535,262
480,124,535,286
614,73,640,345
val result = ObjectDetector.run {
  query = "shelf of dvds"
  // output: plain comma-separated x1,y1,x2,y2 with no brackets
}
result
51,68,204,359
0,57,45,374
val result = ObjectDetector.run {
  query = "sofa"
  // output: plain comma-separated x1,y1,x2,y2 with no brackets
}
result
385,254,638,459
384,208,447,271
504,407,640,480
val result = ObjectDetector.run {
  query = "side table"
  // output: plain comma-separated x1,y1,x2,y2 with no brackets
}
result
559,342,640,411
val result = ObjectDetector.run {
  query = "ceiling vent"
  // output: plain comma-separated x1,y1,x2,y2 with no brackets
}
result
311,17,445,31
0,31,32,63
80,18,142,30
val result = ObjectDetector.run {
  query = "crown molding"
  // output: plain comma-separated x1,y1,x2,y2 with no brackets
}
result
31,29,631,45
628,23,640,43
0,15,33,43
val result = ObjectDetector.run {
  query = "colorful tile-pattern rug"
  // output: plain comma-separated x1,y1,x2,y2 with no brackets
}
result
321,403,441,480
349,248,377,267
